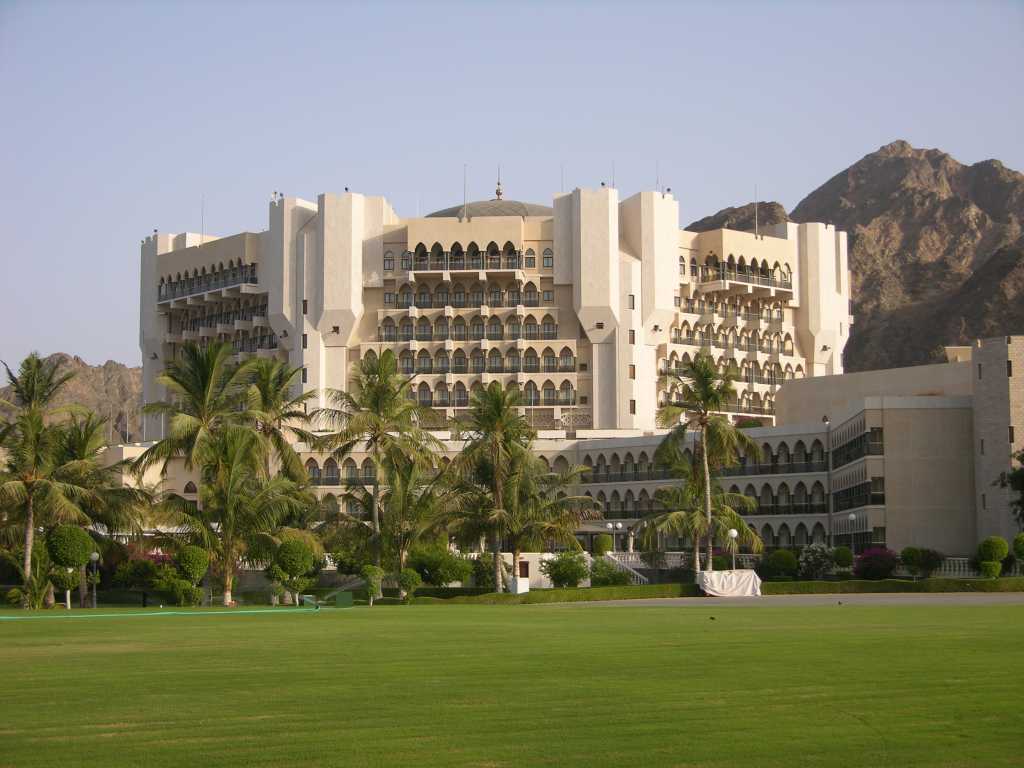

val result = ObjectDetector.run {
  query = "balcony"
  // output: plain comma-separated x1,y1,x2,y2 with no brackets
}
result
696,266,793,292
718,460,828,477
158,264,258,302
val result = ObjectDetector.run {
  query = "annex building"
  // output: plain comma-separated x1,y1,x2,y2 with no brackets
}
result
131,184,1020,558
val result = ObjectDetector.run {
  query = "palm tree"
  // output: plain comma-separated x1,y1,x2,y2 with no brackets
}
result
637,455,762,570
455,382,534,591
314,350,439,564
158,428,303,605
501,454,600,580
244,358,317,481
0,409,98,605
55,412,149,605
134,341,256,478
656,352,757,571
0,353,91,605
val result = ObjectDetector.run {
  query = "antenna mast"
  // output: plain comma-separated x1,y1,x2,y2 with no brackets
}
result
754,184,759,237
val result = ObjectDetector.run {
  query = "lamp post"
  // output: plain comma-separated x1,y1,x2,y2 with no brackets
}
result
728,528,738,570
89,551,99,609
606,521,623,551
822,415,832,546
847,512,857,555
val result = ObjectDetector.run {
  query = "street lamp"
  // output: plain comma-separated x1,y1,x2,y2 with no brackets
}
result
847,512,857,554
822,415,832,546
728,528,738,570
89,551,99,609
606,521,623,551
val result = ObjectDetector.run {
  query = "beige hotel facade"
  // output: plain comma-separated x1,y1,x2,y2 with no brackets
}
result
133,184,1021,558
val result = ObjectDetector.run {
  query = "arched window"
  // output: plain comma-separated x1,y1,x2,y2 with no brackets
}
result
183,481,197,494
323,459,339,485
305,458,321,484
524,248,536,268
542,248,554,269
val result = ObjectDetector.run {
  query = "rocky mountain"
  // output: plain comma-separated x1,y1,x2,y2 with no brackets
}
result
691,140,1024,371
686,201,790,233
1,354,143,443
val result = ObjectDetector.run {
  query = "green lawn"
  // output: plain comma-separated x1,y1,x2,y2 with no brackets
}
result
1,602,1022,767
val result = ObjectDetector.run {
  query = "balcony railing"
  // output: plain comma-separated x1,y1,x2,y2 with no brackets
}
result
158,264,258,301
696,267,792,290
718,460,828,477
408,253,526,272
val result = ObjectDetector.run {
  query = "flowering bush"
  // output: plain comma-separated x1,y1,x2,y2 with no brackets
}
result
798,544,834,579
853,547,900,580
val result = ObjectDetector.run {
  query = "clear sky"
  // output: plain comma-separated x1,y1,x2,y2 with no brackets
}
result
1,0,1021,368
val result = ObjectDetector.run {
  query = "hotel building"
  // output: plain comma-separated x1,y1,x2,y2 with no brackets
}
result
134,185,1020,559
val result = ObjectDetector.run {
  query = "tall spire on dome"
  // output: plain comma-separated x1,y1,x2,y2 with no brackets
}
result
495,165,503,200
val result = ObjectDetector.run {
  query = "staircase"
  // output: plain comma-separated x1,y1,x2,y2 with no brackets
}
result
603,553,649,585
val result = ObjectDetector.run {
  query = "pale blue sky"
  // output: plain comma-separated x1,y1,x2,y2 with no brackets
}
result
1,0,1021,367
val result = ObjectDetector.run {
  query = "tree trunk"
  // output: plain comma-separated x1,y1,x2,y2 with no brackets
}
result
21,495,34,608
44,582,55,608
371,473,382,567
511,547,521,589
693,538,701,573
222,562,233,606
491,533,502,593
702,425,714,572
78,565,88,608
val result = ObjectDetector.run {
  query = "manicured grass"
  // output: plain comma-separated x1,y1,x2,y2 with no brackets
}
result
1,602,1022,767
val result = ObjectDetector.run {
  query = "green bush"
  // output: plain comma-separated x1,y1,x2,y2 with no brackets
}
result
592,534,613,557
471,553,496,589
712,554,731,571
50,567,81,592
361,564,385,606
45,526,94,568
978,536,1009,563
918,548,946,578
540,551,589,588
408,546,473,586
277,539,315,578
900,547,922,576
978,560,1002,579
759,549,798,579
176,545,209,585
832,546,854,569
854,548,900,580
397,568,422,601
113,558,158,590
798,543,834,580
589,557,631,587
1013,533,1024,561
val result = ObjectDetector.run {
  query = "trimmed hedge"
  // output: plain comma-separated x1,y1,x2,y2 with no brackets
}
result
414,582,702,605
763,577,1024,595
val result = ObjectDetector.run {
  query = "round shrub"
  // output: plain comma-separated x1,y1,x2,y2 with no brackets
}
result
977,536,1009,563
900,547,922,576
760,549,798,579
978,560,1002,579
832,546,854,569
361,564,385,604
397,568,422,600
46,526,94,568
798,543,835,580
917,548,946,578
592,534,613,557
854,547,899,580
590,557,631,587
176,545,209,585
1013,533,1024,561
471,553,496,589
50,567,81,592
540,551,588,588
276,539,315,578
409,546,473,586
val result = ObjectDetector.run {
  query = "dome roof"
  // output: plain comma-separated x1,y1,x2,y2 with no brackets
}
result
426,199,553,219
